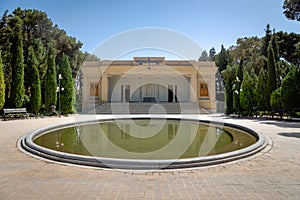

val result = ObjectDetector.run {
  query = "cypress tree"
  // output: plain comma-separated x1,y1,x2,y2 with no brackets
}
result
1,11,13,107
209,47,216,61
223,64,237,114
256,69,269,111
270,88,282,111
198,50,208,61
0,52,5,110
240,71,257,115
45,47,57,112
272,30,280,62
216,45,229,72
10,21,25,108
267,38,277,110
58,54,74,114
261,24,272,58
27,47,41,114
225,78,233,114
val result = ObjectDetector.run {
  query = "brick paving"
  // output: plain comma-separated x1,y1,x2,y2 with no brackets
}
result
0,115,299,199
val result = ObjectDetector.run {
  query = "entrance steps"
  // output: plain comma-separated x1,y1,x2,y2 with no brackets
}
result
88,102,210,114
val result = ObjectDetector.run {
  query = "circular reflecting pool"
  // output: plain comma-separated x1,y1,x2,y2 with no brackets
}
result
21,118,266,170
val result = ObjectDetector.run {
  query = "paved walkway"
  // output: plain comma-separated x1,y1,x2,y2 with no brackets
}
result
0,115,299,199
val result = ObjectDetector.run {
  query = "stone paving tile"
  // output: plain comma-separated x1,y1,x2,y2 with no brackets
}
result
0,115,299,199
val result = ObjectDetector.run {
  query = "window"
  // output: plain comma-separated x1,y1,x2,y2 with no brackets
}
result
200,83,208,96
90,83,98,96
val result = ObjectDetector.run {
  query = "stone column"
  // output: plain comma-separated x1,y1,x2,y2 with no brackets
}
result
82,74,88,111
173,77,176,102
208,78,216,112
101,72,108,102
122,77,126,102
190,74,197,102
156,77,160,102
139,76,142,102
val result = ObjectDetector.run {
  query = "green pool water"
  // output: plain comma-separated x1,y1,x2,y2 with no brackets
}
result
34,119,256,160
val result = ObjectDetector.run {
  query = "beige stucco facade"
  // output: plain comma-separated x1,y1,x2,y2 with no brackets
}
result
81,57,218,112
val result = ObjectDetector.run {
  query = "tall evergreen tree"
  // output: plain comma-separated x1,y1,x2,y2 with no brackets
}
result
0,8,84,105
270,88,282,111
10,17,25,108
272,30,280,62
261,24,272,58
240,71,257,115
27,47,41,114
225,77,234,114
0,52,5,110
256,69,269,111
222,64,238,114
209,47,216,61
45,47,57,111
33,39,47,82
215,45,229,72
198,50,208,61
24,39,47,94
58,54,74,114
267,38,277,110
0,11,12,107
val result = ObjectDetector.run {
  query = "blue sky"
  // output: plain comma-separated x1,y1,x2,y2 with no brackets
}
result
1,0,299,59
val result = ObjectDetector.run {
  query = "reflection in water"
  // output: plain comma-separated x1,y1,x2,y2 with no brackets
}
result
34,119,256,160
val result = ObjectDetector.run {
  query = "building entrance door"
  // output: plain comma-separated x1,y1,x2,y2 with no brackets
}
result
144,84,155,102
168,85,173,102
168,85,178,102
125,85,130,102
146,85,154,97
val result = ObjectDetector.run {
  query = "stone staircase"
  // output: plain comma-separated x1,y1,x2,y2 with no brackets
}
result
87,102,210,114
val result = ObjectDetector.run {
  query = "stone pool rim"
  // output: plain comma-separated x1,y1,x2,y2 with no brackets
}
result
20,117,267,170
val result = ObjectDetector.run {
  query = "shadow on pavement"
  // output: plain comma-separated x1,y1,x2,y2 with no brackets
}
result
258,121,300,128
278,132,300,139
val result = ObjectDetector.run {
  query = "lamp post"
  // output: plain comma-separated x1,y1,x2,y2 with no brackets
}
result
234,76,241,117
57,74,64,117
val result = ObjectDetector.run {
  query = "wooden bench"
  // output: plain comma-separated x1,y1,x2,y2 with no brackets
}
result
3,108,28,120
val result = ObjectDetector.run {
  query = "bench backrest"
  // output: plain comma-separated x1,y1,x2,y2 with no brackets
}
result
3,108,27,114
